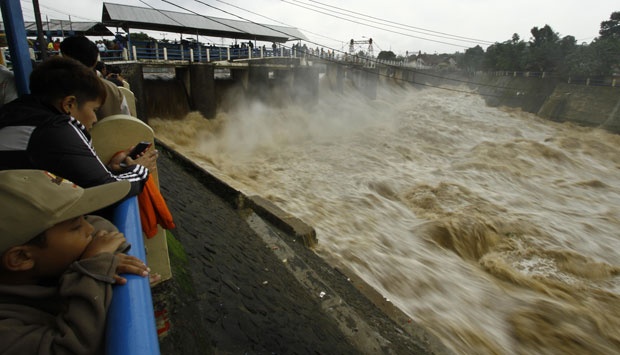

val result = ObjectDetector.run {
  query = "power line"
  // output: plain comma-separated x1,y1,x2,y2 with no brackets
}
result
140,0,228,46
152,0,521,96
20,0,99,23
142,0,527,96
308,0,494,44
36,1,99,22
281,0,472,49
213,0,343,44
288,0,494,46
138,0,188,29
159,0,254,36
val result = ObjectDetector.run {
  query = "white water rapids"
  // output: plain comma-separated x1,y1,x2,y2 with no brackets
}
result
150,81,620,354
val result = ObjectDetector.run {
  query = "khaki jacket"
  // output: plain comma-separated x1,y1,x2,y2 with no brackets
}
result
0,253,119,354
98,78,130,119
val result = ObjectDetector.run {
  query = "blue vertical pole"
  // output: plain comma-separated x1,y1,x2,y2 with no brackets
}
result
0,0,32,95
107,197,160,355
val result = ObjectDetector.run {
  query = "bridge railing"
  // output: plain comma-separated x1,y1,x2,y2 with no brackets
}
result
105,41,295,63
106,197,160,355
27,41,297,64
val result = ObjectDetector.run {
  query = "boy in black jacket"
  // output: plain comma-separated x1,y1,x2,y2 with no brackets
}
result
0,56,158,199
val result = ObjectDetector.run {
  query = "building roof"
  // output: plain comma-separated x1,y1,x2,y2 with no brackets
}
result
0,20,114,37
102,2,307,43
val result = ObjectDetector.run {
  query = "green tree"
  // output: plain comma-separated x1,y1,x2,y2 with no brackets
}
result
129,32,154,42
564,43,603,76
466,11,619,77
483,34,526,71
591,37,620,75
599,11,620,39
554,35,577,75
596,11,620,76
460,45,485,72
527,25,562,72
377,50,396,61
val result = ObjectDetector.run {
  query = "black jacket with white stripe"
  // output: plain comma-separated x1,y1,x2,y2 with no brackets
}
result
0,95,148,198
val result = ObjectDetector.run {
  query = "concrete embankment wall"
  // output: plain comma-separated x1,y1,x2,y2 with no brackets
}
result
537,83,620,133
414,71,620,134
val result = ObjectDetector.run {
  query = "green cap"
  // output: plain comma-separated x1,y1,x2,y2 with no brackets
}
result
0,170,130,253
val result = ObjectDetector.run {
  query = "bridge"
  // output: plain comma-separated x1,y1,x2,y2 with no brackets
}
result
95,41,390,121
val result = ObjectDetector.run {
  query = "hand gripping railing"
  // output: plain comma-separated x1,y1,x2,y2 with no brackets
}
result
106,197,160,355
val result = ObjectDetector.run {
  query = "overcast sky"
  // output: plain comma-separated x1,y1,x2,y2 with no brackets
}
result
18,0,619,55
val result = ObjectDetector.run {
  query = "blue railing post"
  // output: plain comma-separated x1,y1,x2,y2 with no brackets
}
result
0,0,32,95
106,197,160,355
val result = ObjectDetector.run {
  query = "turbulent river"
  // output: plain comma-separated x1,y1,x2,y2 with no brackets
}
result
150,81,620,354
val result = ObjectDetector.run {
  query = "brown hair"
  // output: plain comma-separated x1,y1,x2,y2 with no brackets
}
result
29,56,106,106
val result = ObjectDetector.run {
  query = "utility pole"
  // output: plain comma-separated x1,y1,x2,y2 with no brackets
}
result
32,0,47,60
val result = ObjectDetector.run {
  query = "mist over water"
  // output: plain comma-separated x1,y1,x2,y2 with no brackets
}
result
150,81,620,354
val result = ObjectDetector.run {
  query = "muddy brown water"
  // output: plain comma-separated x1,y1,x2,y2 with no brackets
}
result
150,83,620,355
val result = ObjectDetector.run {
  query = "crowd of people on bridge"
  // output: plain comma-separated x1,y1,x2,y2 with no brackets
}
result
24,32,342,64
28,35,127,61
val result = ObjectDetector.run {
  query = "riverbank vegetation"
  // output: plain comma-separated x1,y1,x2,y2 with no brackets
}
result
459,11,620,77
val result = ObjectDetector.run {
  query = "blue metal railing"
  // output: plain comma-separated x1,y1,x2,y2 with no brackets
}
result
0,0,32,95
106,197,160,355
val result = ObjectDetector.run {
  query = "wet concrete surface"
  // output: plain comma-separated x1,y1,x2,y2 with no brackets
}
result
153,141,448,355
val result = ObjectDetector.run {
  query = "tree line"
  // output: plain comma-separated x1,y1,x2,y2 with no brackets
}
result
459,11,620,77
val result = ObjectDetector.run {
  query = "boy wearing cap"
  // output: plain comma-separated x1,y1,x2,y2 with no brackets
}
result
0,170,149,354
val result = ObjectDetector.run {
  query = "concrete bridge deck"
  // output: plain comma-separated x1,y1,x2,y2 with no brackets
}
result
153,140,448,354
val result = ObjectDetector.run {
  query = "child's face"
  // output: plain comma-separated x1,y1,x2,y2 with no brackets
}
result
30,216,95,278
72,99,102,131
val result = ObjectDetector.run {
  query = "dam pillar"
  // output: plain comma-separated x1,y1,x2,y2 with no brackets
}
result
248,64,270,101
377,65,393,85
231,68,249,91
174,66,192,117
394,68,404,82
326,62,344,93
407,68,416,84
270,69,294,107
350,66,378,100
175,67,190,97
292,66,319,106
141,65,191,120
189,64,216,119
394,67,415,86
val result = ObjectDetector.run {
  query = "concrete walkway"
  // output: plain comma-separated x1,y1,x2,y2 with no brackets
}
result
153,141,448,355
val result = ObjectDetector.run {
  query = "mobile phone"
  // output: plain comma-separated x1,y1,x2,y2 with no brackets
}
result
128,141,152,159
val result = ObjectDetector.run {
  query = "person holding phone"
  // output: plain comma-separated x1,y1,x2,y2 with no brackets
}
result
128,142,153,159
0,57,158,203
